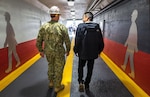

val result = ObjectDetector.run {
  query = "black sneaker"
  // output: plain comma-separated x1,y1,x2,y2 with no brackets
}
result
79,83,84,92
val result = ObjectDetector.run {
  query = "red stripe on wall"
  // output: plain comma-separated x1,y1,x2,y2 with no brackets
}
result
103,38,150,95
0,39,39,80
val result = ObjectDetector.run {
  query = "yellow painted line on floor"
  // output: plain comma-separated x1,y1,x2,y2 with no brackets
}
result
0,54,41,92
57,39,74,97
3,39,147,97
100,52,150,97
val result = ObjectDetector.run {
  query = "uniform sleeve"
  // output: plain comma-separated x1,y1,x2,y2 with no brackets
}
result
62,25,71,53
36,27,45,52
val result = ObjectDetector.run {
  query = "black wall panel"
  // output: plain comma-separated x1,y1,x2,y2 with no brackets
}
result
95,0,150,53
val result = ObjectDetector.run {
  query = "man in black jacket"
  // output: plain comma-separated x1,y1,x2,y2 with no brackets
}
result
74,12,104,92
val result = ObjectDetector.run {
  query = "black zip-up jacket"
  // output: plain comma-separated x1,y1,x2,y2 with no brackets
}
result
74,22,104,60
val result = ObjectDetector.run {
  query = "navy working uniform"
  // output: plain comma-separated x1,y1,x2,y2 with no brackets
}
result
36,6,71,93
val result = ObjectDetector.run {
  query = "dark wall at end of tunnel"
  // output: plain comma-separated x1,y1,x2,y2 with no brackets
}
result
94,0,150,95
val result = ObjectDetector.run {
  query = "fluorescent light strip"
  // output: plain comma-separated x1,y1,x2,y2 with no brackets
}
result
68,1,74,6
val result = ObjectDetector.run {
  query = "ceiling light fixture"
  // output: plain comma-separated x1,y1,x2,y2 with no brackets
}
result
67,0,75,6
72,16,75,19
71,11,75,15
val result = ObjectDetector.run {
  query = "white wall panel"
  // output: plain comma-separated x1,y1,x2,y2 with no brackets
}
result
0,0,49,48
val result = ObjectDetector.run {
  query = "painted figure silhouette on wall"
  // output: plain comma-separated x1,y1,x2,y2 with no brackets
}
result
121,9,138,78
4,12,20,73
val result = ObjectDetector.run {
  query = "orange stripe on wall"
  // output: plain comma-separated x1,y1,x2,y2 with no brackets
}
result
0,39,38,80
103,38,150,95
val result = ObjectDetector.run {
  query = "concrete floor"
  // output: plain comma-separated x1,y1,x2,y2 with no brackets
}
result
0,56,133,97
70,56,133,97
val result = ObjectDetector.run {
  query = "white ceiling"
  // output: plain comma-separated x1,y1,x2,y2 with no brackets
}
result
25,0,116,20
39,0,92,20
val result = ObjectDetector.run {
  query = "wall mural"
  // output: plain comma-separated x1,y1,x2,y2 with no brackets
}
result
121,9,138,79
95,0,150,95
4,12,20,73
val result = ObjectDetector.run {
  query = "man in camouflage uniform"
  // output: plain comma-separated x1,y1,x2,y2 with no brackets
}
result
36,6,71,93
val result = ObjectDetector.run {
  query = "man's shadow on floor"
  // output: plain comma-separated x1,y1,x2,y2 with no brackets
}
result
46,88,57,97
80,89,95,97
85,89,95,97
20,79,57,97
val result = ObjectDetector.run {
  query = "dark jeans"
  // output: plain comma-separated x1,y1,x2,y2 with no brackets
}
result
78,58,94,86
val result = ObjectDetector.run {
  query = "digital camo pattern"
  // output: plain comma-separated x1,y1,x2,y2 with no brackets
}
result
36,21,71,54
36,20,71,87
